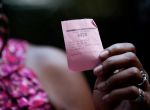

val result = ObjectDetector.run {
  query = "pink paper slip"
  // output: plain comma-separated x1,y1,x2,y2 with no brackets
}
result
61,19,103,71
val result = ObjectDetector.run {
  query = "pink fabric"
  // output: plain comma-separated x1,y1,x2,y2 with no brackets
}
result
61,19,103,71
0,36,52,110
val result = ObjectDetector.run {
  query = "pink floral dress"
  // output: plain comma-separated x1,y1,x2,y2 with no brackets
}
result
0,37,53,110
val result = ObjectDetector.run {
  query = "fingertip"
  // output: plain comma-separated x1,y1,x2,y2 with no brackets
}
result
102,94,109,101
93,68,98,76
99,50,109,60
93,65,103,76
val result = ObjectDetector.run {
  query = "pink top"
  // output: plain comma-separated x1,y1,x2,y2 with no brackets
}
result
0,37,53,110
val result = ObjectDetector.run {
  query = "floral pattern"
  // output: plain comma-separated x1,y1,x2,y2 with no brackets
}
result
0,36,52,110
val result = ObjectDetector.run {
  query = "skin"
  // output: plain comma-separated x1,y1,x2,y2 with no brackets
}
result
1,11,96,109
93,43,150,110
25,43,150,110
25,44,95,110
2,1,95,109
2,14,150,109
3,1,150,109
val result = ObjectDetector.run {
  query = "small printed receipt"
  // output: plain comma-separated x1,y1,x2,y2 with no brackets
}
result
61,19,103,71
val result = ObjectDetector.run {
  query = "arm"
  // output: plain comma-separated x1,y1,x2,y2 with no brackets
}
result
26,45,95,110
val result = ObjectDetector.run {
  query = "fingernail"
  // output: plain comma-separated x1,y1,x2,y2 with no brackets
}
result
100,50,109,58
94,65,103,76
102,94,109,101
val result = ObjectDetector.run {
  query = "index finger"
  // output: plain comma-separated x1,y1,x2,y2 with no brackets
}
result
100,43,136,61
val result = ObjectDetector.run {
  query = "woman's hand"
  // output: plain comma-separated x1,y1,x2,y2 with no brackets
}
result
93,43,150,110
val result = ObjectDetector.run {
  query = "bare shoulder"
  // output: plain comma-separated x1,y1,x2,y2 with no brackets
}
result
25,44,95,110
26,44,69,70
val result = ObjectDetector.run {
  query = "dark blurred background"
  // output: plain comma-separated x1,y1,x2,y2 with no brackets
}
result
3,0,150,90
